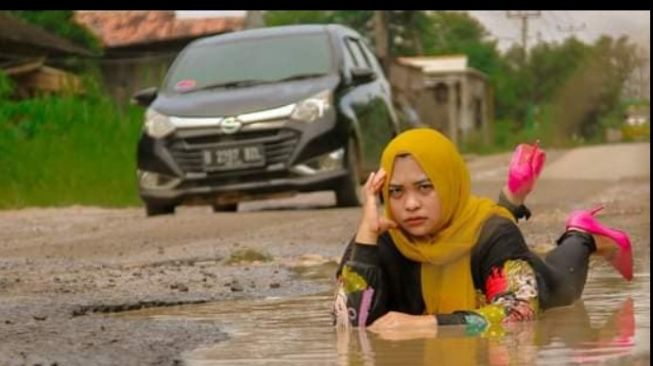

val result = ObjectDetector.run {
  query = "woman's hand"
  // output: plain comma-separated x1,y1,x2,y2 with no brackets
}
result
368,311,438,332
355,169,397,245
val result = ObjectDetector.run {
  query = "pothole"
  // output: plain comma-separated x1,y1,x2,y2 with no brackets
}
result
71,299,211,316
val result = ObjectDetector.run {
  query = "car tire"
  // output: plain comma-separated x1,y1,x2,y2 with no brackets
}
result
145,203,175,217
335,138,363,207
212,203,238,212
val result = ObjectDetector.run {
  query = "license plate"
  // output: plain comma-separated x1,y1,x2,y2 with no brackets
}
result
203,145,265,171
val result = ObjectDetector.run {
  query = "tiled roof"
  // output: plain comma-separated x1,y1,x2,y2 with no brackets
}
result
74,11,244,48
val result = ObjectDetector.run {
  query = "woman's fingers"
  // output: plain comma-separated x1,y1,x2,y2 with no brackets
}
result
362,172,378,202
362,168,386,199
371,168,387,194
363,172,375,190
358,168,393,237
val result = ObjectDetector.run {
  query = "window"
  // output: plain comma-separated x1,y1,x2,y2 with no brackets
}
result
359,40,383,76
342,39,357,72
165,32,334,93
345,38,370,69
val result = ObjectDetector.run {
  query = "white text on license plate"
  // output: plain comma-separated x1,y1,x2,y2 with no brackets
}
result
203,146,264,170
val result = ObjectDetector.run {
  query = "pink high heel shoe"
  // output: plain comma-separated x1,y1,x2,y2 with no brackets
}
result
565,206,633,281
507,141,546,196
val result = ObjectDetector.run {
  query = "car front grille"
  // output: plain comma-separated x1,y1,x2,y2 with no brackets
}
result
167,128,299,174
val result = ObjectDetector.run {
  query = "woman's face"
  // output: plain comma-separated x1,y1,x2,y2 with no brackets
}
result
388,155,441,240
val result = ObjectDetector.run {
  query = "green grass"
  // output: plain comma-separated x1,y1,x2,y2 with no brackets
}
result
0,95,144,209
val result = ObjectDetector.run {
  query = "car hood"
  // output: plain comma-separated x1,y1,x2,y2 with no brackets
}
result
151,75,340,117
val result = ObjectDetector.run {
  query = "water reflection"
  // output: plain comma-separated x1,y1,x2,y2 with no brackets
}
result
115,291,645,365
338,297,637,365
111,245,649,365
346,298,635,366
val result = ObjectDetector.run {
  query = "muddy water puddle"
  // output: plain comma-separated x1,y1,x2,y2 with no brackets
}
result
114,258,649,365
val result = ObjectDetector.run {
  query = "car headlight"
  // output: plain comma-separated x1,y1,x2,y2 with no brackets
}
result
138,170,181,190
144,109,175,138
291,90,332,122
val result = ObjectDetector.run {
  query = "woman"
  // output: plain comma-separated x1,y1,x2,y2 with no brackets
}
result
332,128,633,334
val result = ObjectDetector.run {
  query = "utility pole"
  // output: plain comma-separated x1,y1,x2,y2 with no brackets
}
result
506,11,541,61
373,11,390,73
506,11,541,131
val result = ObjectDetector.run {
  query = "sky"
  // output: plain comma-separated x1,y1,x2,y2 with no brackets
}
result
176,10,650,52
469,11,649,51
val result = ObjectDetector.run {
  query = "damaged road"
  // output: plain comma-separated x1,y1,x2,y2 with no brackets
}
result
0,142,649,365
0,199,357,366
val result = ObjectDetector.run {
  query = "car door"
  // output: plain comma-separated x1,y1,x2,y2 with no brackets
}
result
359,39,400,135
343,36,395,173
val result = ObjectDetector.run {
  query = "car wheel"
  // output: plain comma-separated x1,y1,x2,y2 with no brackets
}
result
145,203,175,217
335,138,363,207
212,203,238,212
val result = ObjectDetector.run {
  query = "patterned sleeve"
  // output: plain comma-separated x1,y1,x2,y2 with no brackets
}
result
463,259,539,335
332,243,389,329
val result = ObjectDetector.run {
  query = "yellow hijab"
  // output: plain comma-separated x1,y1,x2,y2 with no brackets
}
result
380,128,514,314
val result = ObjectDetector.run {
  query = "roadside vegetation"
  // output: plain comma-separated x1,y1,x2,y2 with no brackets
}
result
0,73,144,208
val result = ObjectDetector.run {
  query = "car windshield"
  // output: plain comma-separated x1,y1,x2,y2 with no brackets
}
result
164,32,334,93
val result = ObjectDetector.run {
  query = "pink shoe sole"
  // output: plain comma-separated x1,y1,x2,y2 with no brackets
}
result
507,141,546,194
566,206,633,281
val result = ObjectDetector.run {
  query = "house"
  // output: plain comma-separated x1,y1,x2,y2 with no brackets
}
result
74,11,244,103
389,55,493,147
0,12,91,97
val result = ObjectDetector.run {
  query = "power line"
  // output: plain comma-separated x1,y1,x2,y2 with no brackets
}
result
538,12,560,43
548,11,566,30
560,11,578,28
549,11,586,38
557,23,587,37
506,11,542,59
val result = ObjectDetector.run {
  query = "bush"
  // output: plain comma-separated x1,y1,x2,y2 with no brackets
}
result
0,71,14,99
0,94,144,209
622,123,650,141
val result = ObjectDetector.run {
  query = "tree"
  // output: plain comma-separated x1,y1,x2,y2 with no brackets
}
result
541,35,641,141
493,46,530,124
528,37,592,104
7,11,101,53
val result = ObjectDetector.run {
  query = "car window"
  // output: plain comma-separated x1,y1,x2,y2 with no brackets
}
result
164,32,334,93
359,40,384,76
351,39,373,69
345,38,370,69
342,39,358,72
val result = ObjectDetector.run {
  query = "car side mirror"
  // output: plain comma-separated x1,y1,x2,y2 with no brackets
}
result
131,87,158,107
350,67,377,85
